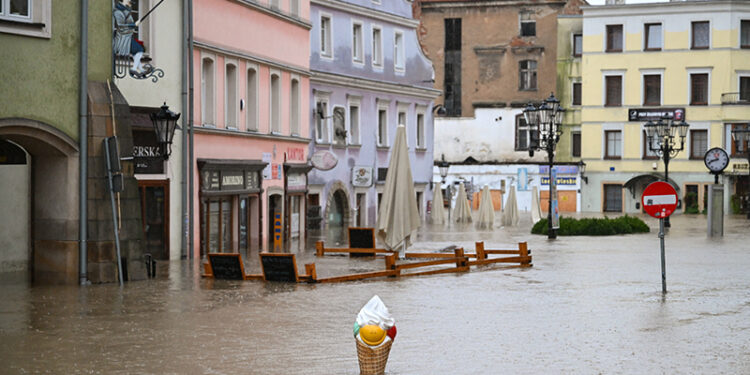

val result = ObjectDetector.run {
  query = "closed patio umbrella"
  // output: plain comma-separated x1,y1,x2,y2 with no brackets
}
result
476,185,495,229
376,125,421,256
531,185,542,224
501,185,519,227
431,185,446,225
452,182,472,223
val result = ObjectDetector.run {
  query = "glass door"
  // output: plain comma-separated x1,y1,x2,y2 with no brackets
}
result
138,180,169,260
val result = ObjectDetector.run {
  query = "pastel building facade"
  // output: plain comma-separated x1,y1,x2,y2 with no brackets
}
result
193,0,312,257
308,0,440,235
580,1,750,215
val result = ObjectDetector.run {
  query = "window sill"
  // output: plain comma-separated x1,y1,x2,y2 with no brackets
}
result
644,48,662,52
690,102,708,106
604,157,622,160
605,49,623,53
315,142,332,146
643,103,661,107
376,146,390,151
348,144,362,148
416,147,427,152
691,46,709,50
332,143,347,149
604,104,622,107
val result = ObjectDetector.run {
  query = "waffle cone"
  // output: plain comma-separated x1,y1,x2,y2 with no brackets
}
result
355,338,392,375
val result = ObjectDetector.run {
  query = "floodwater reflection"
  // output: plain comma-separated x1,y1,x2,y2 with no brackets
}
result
1,213,749,374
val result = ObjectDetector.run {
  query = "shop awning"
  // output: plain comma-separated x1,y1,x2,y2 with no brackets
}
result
283,162,313,174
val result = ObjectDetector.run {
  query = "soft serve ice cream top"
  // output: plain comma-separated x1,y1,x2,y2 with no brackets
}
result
353,295,397,347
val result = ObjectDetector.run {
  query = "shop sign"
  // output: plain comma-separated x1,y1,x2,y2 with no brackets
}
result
541,176,577,186
246,171,260,190
311,150,338,171
202,170,221,191
628,107,685,122
272,163,280,179
288,173,307,191
733,163,749,172
539,165,578,174
286,147,305,161
262,153,272,180
352,166,373,187
133,130,164,174
221,171,244,190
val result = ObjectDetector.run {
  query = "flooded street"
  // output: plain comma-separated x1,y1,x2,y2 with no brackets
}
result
2,214,749,374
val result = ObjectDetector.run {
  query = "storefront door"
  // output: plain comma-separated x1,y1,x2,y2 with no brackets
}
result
138,180,169,260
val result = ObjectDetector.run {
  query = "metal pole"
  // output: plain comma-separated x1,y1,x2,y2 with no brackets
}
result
188,0,195,263
547,145,556,239
79,0,89,285
104,140,124,286
747,152,750,219
663,151,671,228
181,0,189,259
659,217,667,293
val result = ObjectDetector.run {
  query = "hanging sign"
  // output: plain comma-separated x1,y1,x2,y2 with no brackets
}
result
628,107,685,122
352,166,373,187
311,150,338,171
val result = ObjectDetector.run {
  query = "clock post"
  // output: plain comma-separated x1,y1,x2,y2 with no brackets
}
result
704,147,728,237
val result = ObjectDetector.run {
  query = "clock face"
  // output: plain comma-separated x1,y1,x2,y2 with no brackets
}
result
704,147,729,173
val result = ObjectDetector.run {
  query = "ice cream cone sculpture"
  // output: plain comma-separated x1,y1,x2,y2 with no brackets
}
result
353,295,396,375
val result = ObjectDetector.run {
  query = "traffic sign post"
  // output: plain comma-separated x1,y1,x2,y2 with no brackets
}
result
642,181,678,294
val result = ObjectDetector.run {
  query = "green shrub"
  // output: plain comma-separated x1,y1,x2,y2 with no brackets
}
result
531,215,650,236
684,192,699,214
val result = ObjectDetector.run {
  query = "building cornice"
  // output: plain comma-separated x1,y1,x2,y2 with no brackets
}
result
229,0,312,29
311,71,442,100
194,40,311,77
194,126,313,144
311,0,420,28
582,0,750,17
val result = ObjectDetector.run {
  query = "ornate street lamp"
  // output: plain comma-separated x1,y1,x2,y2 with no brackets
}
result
438,154,451,222
524,93,565,239
731,123,750,219
645,116,689,227
150,102,181,160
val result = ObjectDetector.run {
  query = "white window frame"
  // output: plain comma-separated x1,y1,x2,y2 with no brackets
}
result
269,69,282,134
641,124,660,159
686,67,712,106
201,53,216,127
394,30,405,72
690,19,711,50
416,106,426,149
601,123,624,159
320,12,333,59
571,79,582,106
352,20,364,64
0,0,51,39
246,63,259,132
314,92,331,143
640,68,664,107
687,123,710,159
397,102,409,147
643,21,663,51
224,60,239,130
601,70,626,107
347,95,362,145
520,11,536,37
377,100,389,147
372,25,383,68
290,75,301,136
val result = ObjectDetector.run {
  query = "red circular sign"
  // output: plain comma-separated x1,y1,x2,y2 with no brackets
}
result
641,181,678,219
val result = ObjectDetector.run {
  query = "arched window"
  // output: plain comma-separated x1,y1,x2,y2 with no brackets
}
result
290,78,300,135
225,62,237,129
246,66,258,131
270,72,281,134
201,57,215,126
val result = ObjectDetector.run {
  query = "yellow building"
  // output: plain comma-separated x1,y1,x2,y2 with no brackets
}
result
580,1,750,215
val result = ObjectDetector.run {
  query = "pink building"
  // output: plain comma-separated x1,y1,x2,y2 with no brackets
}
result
192,0,311,257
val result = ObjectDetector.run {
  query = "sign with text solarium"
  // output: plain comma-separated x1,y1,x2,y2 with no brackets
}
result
641,181,678,219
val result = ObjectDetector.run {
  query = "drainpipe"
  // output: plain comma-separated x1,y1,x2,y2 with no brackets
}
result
188,0,195,262
79,0,89,285
181,0,188,259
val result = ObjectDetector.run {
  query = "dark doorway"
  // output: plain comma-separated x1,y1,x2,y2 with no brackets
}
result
138,180,169,260
327,189,349,245
268,194,283,250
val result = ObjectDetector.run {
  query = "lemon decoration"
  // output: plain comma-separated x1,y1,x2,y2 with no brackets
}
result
359,324,386,346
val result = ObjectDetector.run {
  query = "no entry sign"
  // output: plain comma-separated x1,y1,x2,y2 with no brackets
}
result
642,181,678,219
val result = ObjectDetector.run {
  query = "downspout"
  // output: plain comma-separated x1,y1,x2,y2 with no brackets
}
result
79,0,89,285
181,0,188,259
188,0,195,262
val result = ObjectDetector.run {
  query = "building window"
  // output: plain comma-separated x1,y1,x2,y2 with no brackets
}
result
690,129,708,159
246,66,258,131
290,78,300,135
519,60,537,91
349,103,360,144
604,184,623,212
690,73,708,105
515,114,530,151
742,20,750,48
520,11,535,37
352,22,363,63
572,132,581,157
605,75,622,107
316,99,329,143
572,82,582,106
644,23,662,51
416,113,425,149
201,57,215,126
605,130,622,159
269,0,279,10
290,0,299,16
0,0,51,38
270,72,281,133
333,106,346,146
444,18,461,116
573,33,582,57
0,0,30,19
377,107,388,147
606,24,623,52
394,31,405,71
740,76,750,102
731,123,749,157
372,26,383,67
643,130,659,159
225,63,237,129
320,14,332,58
643,74,661,106
691,21,710,49
398,110,407,146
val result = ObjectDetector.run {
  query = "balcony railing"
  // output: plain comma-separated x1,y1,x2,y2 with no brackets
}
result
721,92,750,105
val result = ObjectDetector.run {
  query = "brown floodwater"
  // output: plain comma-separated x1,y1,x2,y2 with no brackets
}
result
1,213,749,374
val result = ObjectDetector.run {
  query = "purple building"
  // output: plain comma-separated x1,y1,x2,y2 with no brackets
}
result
308,0,439,237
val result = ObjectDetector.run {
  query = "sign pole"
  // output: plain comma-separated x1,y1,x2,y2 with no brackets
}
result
659,218,667,294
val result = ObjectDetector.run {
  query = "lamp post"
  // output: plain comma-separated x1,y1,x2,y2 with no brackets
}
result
524,93,565,239
150,102,181,160
438,154,451,222
731,123,750,219
645,116,689,228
